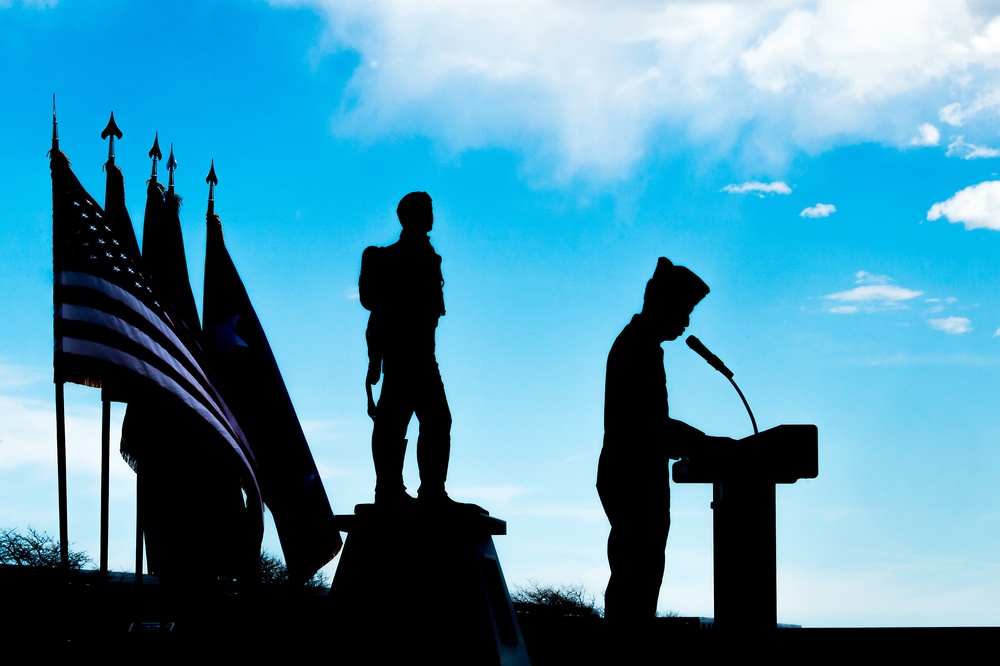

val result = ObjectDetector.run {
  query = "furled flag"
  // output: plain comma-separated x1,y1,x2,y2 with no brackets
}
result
51,145,265,562
138,139,200,332
203,194,341,583
118,137,258,581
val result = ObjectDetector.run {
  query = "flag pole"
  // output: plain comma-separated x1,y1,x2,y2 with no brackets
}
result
100,390,110,577
51,97,70,572
135,471,143,580
167,142,176,196
206,159,217,217
134,133,162,590
55,383,69,571
98,113,122,580
101,112,122,169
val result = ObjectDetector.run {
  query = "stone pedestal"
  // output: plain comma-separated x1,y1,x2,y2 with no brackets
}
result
329,505,530,665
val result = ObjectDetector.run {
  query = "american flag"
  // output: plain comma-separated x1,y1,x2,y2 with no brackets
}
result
51,149,263,511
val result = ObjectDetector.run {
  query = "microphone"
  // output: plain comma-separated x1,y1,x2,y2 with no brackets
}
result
686,335,758,434
685,335,734,379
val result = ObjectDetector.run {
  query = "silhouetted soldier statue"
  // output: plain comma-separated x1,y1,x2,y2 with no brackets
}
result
360,191,469,511
597,256,732,622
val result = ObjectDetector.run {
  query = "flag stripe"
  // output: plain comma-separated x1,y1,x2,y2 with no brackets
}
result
55,279,240,444
59,271,206,384
58,305,236,443
56,285,211,402
55,293,262,495
60,338,258,484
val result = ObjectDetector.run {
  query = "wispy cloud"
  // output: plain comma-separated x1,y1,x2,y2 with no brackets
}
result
929,316,972,334
825,271,923,313
909,123,940,146
800,203,836,218
0,362,47,389
0,393,123,474
505,503,605,521
0,0,58,8
861,352,1000,366
927,181,1000,231
271,0,1000,177
940,85,1000,127
855,271,891,285
946,136,1000,159
721,181,791,196
827,285,924,304
448,484,530,508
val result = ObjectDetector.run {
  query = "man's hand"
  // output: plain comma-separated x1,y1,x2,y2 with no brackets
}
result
366,382,377,422
681,435,739,460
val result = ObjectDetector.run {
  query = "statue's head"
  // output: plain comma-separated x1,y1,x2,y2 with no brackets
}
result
397,191,434,233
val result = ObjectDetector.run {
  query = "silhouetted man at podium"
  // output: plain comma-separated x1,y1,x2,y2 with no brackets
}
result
360,191,456,510
598,256,727,621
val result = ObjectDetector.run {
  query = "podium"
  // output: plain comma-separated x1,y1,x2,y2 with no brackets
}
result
673,424,818,632
329,505,529,664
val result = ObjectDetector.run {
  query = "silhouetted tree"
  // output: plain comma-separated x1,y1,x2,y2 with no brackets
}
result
258,549,328,588
512,581,603,618
0,527,91,570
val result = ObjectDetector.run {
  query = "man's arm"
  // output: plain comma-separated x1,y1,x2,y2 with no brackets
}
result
365,316,382,421
666,418,736,459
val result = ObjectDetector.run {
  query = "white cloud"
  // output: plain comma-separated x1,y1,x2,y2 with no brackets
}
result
827,285,925,302
800,203,836,218
721,181,792,196
855,271,891,285
946,136,1000,159
268,0,1000,177
909,123,941,146
994,328,1000,337
929,316,973,334
927,181,1000,230
825,273,923,313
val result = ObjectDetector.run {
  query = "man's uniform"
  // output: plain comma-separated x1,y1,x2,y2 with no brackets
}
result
597,257,710,621
598,314,675,620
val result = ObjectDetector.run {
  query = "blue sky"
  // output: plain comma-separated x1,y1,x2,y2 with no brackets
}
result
3,0,1000,627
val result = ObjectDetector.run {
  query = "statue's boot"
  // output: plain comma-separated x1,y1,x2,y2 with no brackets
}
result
416,434,487,515
373,436,414,509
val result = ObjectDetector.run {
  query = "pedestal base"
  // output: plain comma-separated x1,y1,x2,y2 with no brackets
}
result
329,505,529,664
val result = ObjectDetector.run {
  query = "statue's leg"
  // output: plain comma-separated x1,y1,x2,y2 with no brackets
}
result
371,372,414,503
415,362,452,499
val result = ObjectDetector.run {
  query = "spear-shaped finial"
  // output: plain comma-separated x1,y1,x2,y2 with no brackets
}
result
101,112,123,167
166,143,177,195
206,159,218,216
51,94,59,154
148,132,162,181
